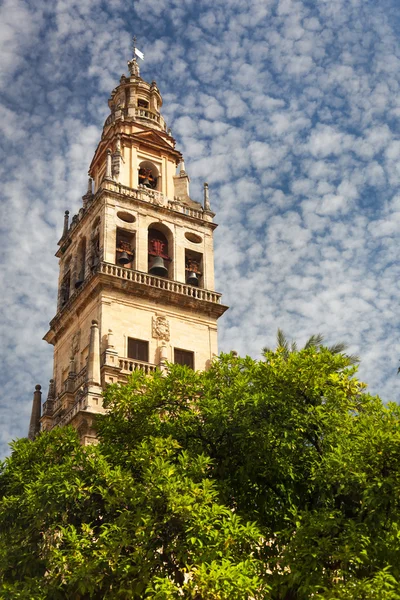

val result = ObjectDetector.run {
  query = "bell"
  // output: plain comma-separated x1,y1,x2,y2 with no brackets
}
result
118,251,131,265
149,256,168,277
143,177,151,188
187,271,199,286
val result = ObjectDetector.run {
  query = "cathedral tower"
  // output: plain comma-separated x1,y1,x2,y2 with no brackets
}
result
30,50,228,444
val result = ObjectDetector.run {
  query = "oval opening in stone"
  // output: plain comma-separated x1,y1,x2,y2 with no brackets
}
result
117,211,136,223
185,232,202,244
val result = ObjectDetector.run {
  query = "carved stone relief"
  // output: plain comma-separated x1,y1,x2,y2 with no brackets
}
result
152,315,170,341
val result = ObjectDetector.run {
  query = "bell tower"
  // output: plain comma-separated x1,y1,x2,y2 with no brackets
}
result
31,50,228,444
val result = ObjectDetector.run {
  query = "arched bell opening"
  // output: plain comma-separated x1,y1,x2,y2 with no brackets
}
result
148,223,173,279
75,238,86,289
116,228,135,268
185,249,203,288
89,217,101,272
59,257,71,309
138,161,159,190
138,98,149,109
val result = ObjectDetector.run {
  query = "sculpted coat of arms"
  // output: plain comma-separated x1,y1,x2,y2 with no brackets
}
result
152,316,170,341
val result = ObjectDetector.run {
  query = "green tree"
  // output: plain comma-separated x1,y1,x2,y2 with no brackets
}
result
1,342,400,598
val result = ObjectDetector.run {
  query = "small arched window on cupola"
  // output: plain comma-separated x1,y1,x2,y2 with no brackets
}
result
138,98,149,109
138,161,159,190
148,225,172,279
75,237,86,289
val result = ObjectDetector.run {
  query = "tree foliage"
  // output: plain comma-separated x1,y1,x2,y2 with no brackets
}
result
1,342,400,598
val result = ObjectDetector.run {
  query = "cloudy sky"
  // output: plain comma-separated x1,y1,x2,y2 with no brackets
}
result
2,0,400,457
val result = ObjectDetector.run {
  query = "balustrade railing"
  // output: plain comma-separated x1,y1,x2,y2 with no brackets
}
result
74,365,87,390
119,358,157,374
134,107,161,123
167,200,204,220
57,395,88,428
99,262,222,304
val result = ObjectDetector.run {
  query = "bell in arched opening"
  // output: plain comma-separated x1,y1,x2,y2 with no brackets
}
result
139,166,157,189
148,228,170,278
118,251,131,265
185,252,202,288
149,255,168,277
186,271,199,286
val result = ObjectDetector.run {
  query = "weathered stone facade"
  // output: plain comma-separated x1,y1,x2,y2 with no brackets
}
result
29,52,228,444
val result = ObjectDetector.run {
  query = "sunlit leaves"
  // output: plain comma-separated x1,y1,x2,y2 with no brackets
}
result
1,346,400,597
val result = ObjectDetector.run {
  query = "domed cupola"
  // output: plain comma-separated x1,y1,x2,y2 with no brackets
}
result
103,45,166,135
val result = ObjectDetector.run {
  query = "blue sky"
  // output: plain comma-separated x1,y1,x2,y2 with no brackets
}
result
1,0,400,458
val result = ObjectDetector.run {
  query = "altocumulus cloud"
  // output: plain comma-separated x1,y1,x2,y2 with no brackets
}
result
1,0,400,457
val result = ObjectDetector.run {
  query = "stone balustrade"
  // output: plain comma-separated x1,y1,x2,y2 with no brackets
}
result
57,395,88,429
134,107,161,123
100,262,222,304
167,200,204,220
74,365,87,389
119,358,157,374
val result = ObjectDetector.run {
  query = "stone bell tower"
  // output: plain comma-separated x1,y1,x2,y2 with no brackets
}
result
28,49,228,444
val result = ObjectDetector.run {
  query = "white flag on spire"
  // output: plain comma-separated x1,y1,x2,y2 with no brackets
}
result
135,48,144,60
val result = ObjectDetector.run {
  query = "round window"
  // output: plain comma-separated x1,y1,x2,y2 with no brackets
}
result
185,232,202,244
117,211,136,223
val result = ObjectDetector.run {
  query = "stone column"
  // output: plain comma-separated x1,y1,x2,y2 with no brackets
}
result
159,341,169,373
87,320,101,385
62,210,69,237
82,178,93,208
104,329,119,368
28,384,42,441
105,149,113,180
203,183,210,211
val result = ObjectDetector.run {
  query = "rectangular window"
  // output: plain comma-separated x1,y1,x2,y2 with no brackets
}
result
174,348,194,369
128,338,149,362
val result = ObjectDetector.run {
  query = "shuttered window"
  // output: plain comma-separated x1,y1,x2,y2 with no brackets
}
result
127,338,149,362
174,348,194,369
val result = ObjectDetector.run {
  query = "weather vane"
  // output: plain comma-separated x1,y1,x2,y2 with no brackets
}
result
132,36,144,61
128,36,144,76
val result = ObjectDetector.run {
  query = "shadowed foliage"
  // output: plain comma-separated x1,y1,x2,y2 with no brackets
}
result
1,342,400,598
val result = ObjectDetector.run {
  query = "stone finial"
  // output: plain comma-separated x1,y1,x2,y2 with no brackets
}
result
105,149,112,180
28,384,42,441
203,183,211,211
43,379,55,417
107,329,114,348
179,160,186,176
47,379,55,400
82,178,93,208
62,210,70,237
69,356,76,376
